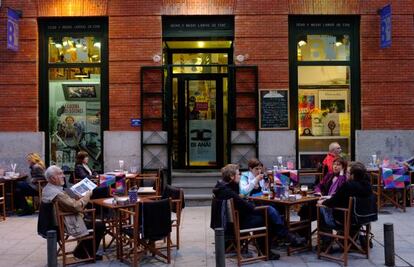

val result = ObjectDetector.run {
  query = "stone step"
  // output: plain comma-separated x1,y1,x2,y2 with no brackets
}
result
185,194,212,207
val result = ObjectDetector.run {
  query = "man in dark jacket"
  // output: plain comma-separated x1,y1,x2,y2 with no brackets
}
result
212,164,305,260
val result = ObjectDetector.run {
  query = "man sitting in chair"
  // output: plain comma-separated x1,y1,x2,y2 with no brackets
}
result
213,164,306,261
41,165,105,260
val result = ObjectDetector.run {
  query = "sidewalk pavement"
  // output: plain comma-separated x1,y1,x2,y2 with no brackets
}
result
0,206,413,267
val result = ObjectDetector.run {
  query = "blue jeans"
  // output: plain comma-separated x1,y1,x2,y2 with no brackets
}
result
320,206,336,228
267,206,288,237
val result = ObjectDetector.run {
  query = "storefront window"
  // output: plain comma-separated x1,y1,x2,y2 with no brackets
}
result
297,34,350,61
48,67,102,172
291,17,358,171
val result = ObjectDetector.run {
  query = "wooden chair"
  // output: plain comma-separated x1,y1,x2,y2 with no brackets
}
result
129,173,161,196
141,198,172,264
371,168,408,212
162,185,184,249
0,183,5,221
31,179,48,210
316,197,376,266
227,198,269,266
118,204,143,267
409,171,414,207
54,203,97,266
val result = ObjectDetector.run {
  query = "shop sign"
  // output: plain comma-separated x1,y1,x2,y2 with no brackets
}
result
163,16,234,38
7,8,20,51
189,120,216,163
380,4,392,48
130,118,141,127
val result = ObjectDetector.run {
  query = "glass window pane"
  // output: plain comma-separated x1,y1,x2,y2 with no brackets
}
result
172,53,228,74
48,36,101,63
297,34,350,61
298,66,349,86
48,67,102,172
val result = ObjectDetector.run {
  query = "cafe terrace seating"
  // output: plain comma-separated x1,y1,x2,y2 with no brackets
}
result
118,198,172,265
162,185,185,249
211,197,269,266
316,196,377,266
371,167,410,212
54,203,97,266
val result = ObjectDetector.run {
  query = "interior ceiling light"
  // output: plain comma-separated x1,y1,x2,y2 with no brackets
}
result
197,41,205,48
55,43,63,49
298,40,307,47
94,42,101,48
335,42,343,47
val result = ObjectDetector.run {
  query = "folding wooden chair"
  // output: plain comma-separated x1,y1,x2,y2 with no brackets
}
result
54,203,97,266
118,204,143,267
162,185,184,249
374,167,409,212
141,198,172,264
227,198,269,266
0,183,5,221
317,196,376,266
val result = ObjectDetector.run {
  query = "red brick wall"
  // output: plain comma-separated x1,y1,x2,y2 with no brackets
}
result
0,0,413,131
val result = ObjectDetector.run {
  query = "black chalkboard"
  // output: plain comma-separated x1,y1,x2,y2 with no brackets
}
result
259,89,289,129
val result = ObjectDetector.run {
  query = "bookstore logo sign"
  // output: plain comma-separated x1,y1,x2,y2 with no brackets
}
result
7,8,21,51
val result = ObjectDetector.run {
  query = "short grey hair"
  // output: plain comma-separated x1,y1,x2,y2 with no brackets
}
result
45,165,62,181
328,142,340,152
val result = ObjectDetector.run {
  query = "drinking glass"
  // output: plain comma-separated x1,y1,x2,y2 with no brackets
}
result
300,185,308,197
118,160,124,171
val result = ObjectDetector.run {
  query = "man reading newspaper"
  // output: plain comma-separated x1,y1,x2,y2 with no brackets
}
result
41,165,105,260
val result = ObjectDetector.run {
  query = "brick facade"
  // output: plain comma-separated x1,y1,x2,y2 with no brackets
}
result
0,0,413,132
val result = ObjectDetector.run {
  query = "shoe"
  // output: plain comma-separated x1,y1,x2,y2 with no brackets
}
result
287,233,306,247
16,209,34,216
95,254,103,261
268,252,280,260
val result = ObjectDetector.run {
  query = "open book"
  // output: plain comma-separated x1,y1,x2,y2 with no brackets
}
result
71,177,97,197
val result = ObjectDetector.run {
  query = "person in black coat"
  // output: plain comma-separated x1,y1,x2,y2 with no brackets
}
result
319,161,373,228
212,164,305,260
74,151,98,182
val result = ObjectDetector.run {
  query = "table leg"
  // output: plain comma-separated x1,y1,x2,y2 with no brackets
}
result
10,182,14,212
306,203,312,251
285,206,291,256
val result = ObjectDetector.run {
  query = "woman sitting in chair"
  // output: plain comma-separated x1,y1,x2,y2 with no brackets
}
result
299,158,347,222
74,151,98,183
15,153,46,216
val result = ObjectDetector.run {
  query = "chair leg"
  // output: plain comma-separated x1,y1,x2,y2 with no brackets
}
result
176,224,180,250
167,234,171,264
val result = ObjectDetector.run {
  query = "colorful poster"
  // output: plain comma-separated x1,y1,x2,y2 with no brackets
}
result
54,101,86,170
298,90,317,136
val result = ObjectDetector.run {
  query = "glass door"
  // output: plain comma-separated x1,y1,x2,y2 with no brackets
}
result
174,76,223,168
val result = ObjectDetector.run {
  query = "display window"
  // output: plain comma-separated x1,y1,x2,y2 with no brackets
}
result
289,17,360,171
39,19,108,173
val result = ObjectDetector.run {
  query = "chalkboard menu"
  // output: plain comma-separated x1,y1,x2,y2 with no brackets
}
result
259,89,289,129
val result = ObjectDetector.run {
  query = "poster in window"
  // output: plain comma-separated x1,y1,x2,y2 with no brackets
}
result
298,90,318,136
318,90,349,136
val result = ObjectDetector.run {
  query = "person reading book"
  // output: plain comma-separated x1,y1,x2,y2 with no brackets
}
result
41,165,104,260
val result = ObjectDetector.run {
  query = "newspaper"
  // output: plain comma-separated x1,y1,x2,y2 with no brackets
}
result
71,177,97,197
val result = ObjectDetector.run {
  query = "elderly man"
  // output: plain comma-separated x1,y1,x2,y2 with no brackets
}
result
322,142,342,175
41,165,104,260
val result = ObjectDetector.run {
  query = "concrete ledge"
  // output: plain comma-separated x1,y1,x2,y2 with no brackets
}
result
0,132,45,173
104,131,140,172
356,130,414,165
259,130,296,168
